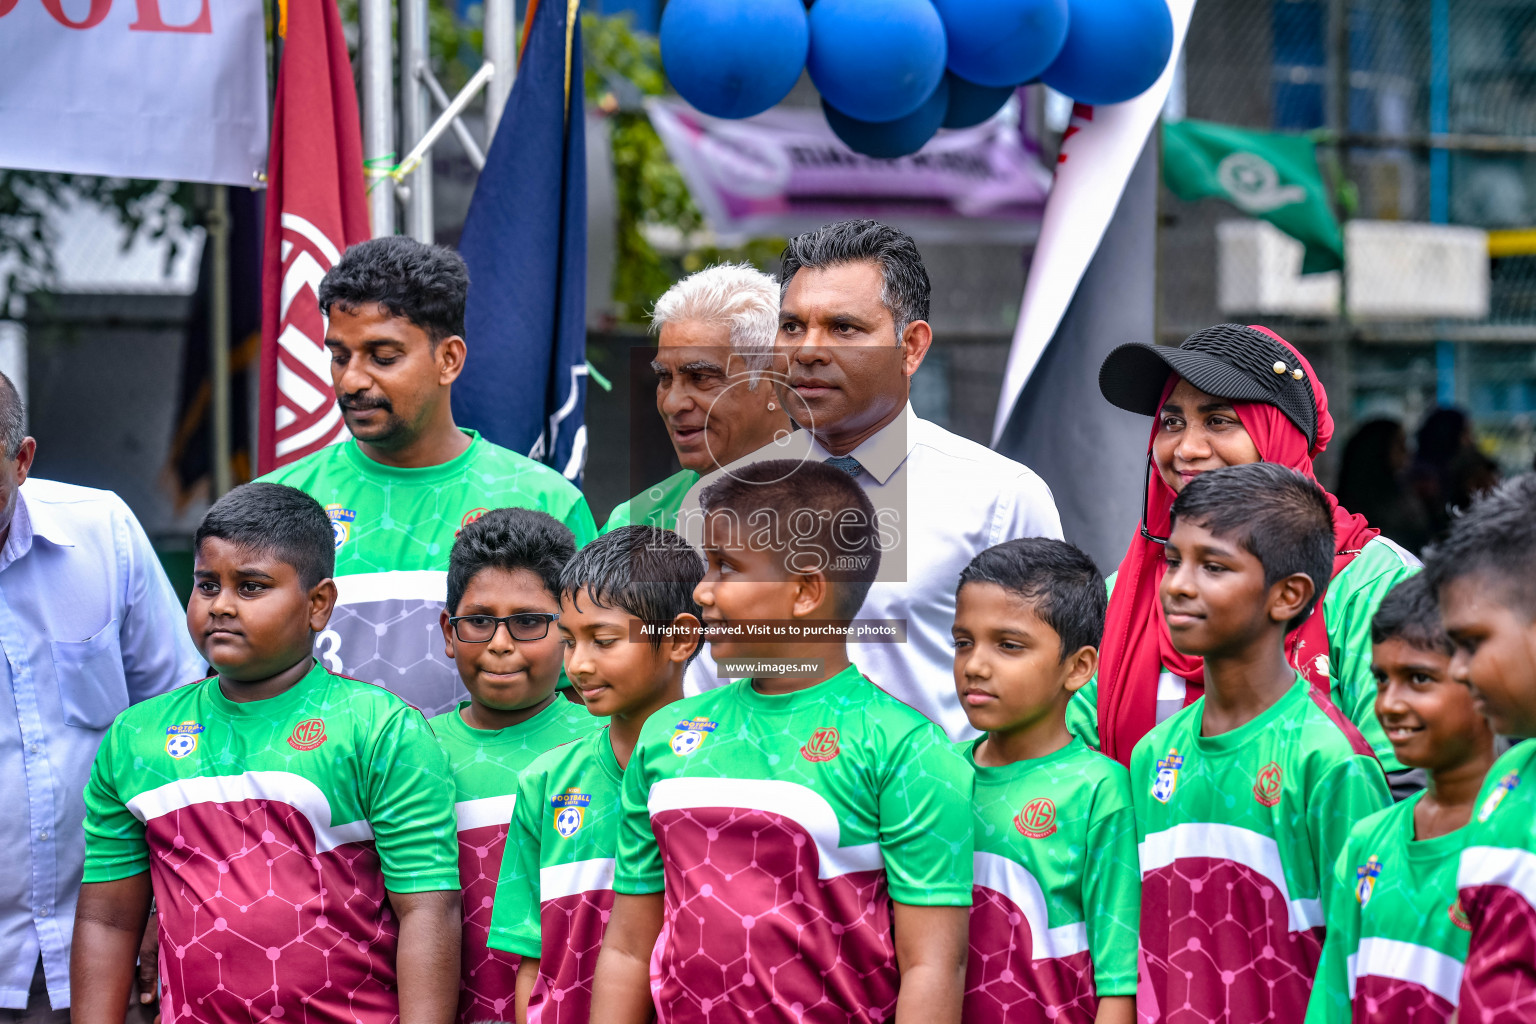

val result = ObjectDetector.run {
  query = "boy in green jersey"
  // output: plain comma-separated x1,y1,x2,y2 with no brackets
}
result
953,538,1137,1024
486,526,703,1024
1424,475,1536,1022
427,508,602,1024
1131,463,1390,1024
1307,574,1496,1024
71,483,462,1024
592,459,975,1024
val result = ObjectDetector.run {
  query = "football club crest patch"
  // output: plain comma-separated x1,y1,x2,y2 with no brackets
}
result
800,727,840,762
164,721,204,759
1449,898,1471,931
1014,797,1057,839
1355,855,1382,906
325,504,357,549
287,718,327,751
671,717,718,756
551,788,592,838
1478,772,1521,822
1152,748,1184,803
457,508,490,537
1253,762,1283,807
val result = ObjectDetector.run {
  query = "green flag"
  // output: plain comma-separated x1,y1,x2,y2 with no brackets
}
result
1162,118,1344,274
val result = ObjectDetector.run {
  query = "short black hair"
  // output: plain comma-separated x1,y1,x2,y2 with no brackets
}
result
194,483,335,589
1425,473,1536,620
446,508,576,614
317,235,469,345
1169,463,1336,633
0,371,24,460
559,526,705,659
958,538,1106,660
779,219,931,340
697,459,880,619
1371,574,1452,656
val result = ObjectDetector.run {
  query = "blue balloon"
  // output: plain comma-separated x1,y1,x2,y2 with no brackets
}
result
808,0,947,124
1040,0,1174,106
824,77,950,160
942,73,1015,129
660,0,808,119
931,0,1069,88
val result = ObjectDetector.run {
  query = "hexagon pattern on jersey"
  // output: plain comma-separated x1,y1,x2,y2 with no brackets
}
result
147,801,397,1024
1355,975,1454,1023
524,890,614,1024
1458,884,1536,1023
965,886,1097,1024
650,806,898,1023
1141,860,1323,1024
456,822,520,1023
320,600,464,718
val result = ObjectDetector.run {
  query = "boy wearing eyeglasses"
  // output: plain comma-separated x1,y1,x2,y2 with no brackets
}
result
429,508,604,1024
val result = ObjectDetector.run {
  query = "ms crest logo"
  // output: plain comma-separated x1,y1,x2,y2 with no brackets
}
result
287,718,328,751
800,727,840,762
457,508,490,537
1014,798,1057,839
1253,762,1283,807
551,789,592,838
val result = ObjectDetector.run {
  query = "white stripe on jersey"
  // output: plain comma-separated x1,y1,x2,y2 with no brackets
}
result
973,851,1090,960
1138,822,1323,932
126,770,373,853
541,858,617,902
334,569,448,606
1352,936,1464,1005
646,776,884,880
1458,844,1536,913
455,794,517,833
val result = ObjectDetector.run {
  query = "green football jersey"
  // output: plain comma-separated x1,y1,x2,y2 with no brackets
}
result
963,736,1139,1024
1455,739,1536,1023
1131,677,1391,1024
1306,793,1471,1024
614,663,975,1023
1068,537,1420,771
428,698,602,1024
82,661,459,1024
600,468,698,534
260,430,597,717
488,727,625,1024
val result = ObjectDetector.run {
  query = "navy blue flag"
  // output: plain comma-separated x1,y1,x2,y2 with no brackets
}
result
455,0,588,481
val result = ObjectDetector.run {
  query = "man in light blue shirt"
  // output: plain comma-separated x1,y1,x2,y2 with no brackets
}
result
0,373,205,1020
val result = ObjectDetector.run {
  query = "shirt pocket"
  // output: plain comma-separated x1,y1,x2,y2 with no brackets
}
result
50,619,130,730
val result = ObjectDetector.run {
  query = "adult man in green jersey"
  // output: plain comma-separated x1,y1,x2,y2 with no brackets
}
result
602,263,791,534
261,237,596,717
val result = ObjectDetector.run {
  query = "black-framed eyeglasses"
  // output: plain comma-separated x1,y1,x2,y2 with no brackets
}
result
447,613,560,643
1139,454,1171,545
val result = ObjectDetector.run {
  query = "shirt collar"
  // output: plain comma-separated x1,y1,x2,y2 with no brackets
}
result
19,486,75,549
808,402,916,486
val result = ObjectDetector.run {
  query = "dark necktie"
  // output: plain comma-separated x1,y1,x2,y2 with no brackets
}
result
824,455,864,478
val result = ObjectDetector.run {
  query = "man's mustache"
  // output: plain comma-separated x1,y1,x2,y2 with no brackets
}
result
338,393,393,412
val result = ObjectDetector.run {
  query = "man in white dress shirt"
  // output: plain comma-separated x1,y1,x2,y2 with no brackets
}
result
0,373,206,1022
677,219,1063,737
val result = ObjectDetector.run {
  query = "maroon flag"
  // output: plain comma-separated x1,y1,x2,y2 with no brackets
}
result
257,0,370,473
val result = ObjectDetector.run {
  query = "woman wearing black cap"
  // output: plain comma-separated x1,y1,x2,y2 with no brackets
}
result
1067,323,1420,777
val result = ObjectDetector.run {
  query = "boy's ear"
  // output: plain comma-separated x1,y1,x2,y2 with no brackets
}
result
1062,644,1098,694
1268,572,1317,626
439,608,456,659
666,613,702,664
308,578,339,633
790,571,830,620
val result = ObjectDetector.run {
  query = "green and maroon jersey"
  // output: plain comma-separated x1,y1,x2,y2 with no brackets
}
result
614,664,974,1023
963,736,1139,1024
428,698,601,1024
487,727,625,1024
1130,677,1390,1024
82,662,459,1024
1306,793,1471,1024
1070,538,1420,771
260,430,596,717
1456,739,1536,1023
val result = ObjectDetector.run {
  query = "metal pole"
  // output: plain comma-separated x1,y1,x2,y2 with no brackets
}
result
483,0,516,139
361,0,396,237
208,185,234,499
1430,0,1456,406
1326,0,1354,443
400,0,433,242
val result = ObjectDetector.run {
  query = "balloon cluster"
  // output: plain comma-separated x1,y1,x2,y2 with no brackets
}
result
659,0,1175,159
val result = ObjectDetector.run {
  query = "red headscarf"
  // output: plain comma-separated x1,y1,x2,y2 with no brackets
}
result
1096,326,1379,766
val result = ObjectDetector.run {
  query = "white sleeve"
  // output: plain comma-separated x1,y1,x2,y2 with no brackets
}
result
993,469,1063,545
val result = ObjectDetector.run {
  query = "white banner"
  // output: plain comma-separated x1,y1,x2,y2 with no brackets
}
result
0,0,268,186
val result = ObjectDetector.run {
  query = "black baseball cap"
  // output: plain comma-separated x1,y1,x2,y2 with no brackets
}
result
1098,323,1319,449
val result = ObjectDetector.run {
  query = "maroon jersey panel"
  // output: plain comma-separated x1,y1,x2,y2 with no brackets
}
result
525,888,614,1024
965,884,1097,1024
1458,882,1536,1023
1354,974,1453,1023
456,821,519,1024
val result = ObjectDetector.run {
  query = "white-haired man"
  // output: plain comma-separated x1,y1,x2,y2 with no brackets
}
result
602,263,793,532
